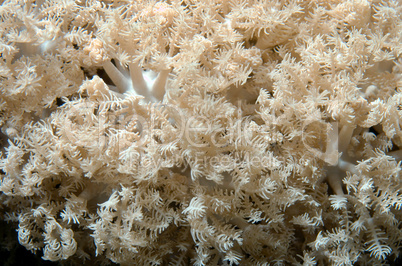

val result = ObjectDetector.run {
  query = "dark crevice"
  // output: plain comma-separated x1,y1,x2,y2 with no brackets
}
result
368,126,379,136
96,68,115,87
55,97,65,107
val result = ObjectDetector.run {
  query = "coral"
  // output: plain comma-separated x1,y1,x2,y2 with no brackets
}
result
0,0,401,265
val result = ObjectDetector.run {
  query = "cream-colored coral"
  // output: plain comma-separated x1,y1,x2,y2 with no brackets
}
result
139,2,177,26
0,0,401,265
83,38,108,66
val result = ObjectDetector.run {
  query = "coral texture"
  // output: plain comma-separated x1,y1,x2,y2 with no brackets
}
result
0,0,401,265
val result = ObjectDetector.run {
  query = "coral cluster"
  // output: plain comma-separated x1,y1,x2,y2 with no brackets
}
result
0,0,401,265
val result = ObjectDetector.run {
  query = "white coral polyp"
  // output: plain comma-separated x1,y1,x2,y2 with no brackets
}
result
42,220,77,261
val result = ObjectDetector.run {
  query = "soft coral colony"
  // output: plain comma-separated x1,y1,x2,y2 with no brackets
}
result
0,0,401,265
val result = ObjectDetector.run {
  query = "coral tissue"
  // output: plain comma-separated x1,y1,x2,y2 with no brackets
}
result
0,0,401,265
